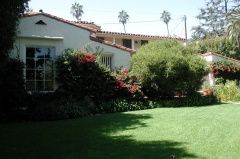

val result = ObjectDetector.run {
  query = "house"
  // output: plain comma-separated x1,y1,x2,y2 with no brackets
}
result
94,31,187,50
76,21,187,50
201,52,240,85
11,12,136,92
11,11,187,92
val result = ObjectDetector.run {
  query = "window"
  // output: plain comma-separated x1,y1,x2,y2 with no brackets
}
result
26,47,55,91
141,40,148,46
101,54,112,70
96,37,105,40
122,39,132,48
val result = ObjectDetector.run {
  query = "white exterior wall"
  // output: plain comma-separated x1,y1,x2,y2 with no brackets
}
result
12,15,132,69
11,15,133,90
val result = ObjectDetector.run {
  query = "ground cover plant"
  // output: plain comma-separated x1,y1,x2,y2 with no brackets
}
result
1,104,240,159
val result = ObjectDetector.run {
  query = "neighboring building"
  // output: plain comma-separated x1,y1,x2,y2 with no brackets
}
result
94,31,187,50
201,52,240,85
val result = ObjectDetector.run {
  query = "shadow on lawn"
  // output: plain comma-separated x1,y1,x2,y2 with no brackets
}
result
0,113,198,159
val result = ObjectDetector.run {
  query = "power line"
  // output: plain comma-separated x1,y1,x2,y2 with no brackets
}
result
97,18,182,25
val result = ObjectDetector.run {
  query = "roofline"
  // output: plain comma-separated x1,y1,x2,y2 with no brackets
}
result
97,31,187,42
201,52,240,63
21,12,97,32
90,36,136,54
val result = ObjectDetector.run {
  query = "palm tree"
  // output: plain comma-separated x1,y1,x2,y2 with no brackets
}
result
226,9,240,45
160,10,171,36
118,10,129,33
70,2,84,21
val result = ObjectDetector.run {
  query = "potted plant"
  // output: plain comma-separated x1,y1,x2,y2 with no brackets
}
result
202,81,212,96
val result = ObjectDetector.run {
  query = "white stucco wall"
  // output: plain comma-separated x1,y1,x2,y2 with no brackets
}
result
11,15,132,69
11,14,133,90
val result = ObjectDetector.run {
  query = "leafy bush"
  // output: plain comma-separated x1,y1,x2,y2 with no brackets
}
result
130,39,210,100
213,80,240,102
156,94,217,107
0,58,28,121
189,36,240,60
111,67,145,100
100,98,156,113
210,59,240,83
28,93,95,121
55,48,117,106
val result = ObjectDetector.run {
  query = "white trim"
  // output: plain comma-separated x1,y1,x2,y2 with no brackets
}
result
19,35,64,40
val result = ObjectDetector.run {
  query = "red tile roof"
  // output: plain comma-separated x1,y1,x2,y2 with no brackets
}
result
21,12,97,32
97,31,187,42
90,36,136,54
201,52,240,63
21,12,135,54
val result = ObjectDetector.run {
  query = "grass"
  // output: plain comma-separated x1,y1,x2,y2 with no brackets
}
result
1,103,240,159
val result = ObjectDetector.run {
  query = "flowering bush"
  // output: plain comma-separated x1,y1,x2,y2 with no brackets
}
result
111,67,145,99
55,49,145,113
55,48,116,103
210,59,240,83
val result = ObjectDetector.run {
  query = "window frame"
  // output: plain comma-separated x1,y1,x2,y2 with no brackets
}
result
100,53,113,70
25,46,55,92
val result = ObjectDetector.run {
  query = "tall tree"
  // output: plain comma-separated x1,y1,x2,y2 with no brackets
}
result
24,7,33,13
0,0,29,62
160,10,171,36
118,10,129,33
70,2,84,21
226,9,240,45
191,0,240,41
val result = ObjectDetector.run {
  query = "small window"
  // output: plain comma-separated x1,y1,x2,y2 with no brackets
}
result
122,39,132,48
26,47,55,91
35,20,47,25
101,54,112,70
97,37,105,40
141,40,148,46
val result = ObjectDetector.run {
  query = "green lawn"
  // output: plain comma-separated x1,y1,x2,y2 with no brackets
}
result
1,104,240,159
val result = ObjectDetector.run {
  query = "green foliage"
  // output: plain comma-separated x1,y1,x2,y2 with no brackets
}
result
191,0,240,41
189,36,240,59
28,94,94,121
100,98,156,113
0,0,29,61
214,80,240,102
0,58,28,121
55,48,116,104
112,67,145,99
130,39,210,99
156,94,217,107
210,59,240,82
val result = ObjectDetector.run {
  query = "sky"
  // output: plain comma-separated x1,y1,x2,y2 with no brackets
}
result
28,0,207,39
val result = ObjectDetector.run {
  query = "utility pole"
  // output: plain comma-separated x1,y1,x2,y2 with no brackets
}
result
184,15,187,43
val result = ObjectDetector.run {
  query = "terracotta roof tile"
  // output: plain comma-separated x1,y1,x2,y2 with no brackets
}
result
90,36,136,54
97,31,187,42
21,12,97,32
201,52,240,63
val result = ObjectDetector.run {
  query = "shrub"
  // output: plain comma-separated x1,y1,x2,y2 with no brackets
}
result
189,36,240,60
100,98,156,113
111,67,145,100
210,59,240,83
156,94,217,107
55,48,117,107
0,58,28,121
213,80,240,102
130,39,210,100
28,93,95,121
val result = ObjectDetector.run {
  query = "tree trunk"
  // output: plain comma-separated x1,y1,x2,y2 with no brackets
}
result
123,23,126,33
167,24,170,36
